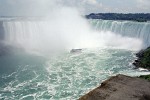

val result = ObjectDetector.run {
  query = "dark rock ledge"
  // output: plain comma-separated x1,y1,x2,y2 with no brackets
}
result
133,47,150,71
79,74,150,100
133,47,150,81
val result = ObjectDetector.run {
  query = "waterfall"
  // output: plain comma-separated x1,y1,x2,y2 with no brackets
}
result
90,19,150,47
1,21,48,51
0,19,148,52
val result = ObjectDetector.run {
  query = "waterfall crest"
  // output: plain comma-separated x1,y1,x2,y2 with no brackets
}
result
0,19,148,53
90,19,150,47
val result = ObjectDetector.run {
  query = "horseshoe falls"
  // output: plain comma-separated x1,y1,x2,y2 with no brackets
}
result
0,18,150,100
90,19,150,47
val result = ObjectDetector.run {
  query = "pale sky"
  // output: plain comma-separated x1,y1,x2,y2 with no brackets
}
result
0,0,150,16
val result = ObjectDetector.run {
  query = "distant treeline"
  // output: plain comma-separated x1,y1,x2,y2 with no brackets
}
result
86,13,150,22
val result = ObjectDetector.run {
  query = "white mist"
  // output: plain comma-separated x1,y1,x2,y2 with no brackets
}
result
1,1,143,55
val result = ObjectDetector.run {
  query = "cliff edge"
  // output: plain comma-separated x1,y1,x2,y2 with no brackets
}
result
79,74,150,100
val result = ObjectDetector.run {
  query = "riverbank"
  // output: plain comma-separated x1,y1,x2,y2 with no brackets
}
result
79,74,150,100
133,47,150,70
133,47,150,80
79,47,150,100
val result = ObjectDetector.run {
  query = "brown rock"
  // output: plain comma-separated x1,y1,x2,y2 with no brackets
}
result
79,74,150,100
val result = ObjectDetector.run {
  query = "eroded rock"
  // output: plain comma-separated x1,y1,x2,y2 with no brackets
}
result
79,74,150,100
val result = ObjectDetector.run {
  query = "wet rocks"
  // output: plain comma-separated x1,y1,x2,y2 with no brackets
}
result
133,47,150,70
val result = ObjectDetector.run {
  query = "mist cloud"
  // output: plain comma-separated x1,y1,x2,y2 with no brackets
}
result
0,0,149,16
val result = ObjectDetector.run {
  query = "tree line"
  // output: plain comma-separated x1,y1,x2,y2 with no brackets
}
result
86,13,150,22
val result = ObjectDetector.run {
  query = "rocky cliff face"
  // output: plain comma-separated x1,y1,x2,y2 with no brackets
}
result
79,74,150,100
133,47,150,70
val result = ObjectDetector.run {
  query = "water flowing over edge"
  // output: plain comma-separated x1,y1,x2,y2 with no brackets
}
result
0,18,150,100
0,19,149,55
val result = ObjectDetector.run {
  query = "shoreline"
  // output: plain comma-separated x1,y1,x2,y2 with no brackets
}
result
79,74,150,100
133,47,150,71
79,47,150,100
133,47,150,81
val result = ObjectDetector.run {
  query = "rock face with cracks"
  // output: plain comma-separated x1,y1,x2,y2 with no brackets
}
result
79,74,150,100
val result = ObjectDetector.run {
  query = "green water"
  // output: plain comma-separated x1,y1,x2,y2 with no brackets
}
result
0,48,150,100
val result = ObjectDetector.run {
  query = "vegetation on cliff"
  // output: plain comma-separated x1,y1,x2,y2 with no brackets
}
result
140,48,150,69
133,47,150,80
139,75,150,81
133,47,150,70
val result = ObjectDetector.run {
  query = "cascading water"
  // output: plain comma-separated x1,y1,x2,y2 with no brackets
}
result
0,19,147,53
0,18,150,100
90,19,150,47
0,0,150,99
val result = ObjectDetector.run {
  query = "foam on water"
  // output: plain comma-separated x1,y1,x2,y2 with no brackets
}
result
0,0,150,99
0,17,149,99
0,48,150,100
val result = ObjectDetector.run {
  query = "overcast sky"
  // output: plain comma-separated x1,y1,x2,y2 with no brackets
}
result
0,0,150,16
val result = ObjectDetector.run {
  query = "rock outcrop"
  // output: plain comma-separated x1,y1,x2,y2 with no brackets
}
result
79,74,150,100
133,47,150,70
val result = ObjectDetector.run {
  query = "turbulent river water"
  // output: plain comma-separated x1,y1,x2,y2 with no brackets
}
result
0,19,150,100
